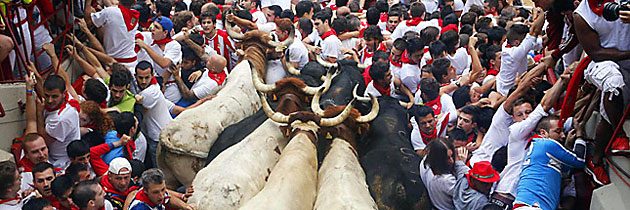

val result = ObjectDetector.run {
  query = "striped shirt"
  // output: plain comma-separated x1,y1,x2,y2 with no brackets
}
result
203,29,235,71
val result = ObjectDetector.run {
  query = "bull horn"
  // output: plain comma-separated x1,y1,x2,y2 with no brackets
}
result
352,84,370,102
225,16,245,40
399,101,410,107
250,62,276,92
320,99,355,127
284,57,300,75
259,91,290,123
315,54,338,68
303,70,335,95
268,28,295,48
355,93,379,123
320,67,340,81
311,87,326,116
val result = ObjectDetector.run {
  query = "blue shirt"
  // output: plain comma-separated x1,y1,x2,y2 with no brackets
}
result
102,130,124,164
514,138,585,210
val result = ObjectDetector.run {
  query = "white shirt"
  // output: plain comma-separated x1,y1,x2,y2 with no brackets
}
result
44,101,80,169
0,192,36,210
448,48,471,75
133,132,147,162
364,81,395,97
494,104,548,196
252,10,267,25
400,62,423,94
318,34,343,60
258,22,277,33
464,0,484,13
138,84,173,141
265,59,286,84
410,113,449,150
341,37,359,50
91,6,138,61
287,38,309,70
453,0,465,11
469,103,514,166
261,0,291,10
575,0,630,52
419,158,457,210
139,33,183,103
391,22,412,41
422,0,440,13
496,34,543,96
192,70,221,99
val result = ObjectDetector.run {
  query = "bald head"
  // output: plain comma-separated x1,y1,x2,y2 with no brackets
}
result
201,2,216,14
206,54,227,73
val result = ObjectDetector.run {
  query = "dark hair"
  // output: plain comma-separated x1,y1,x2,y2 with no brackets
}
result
118,0,135,7
0,161,17,198
431,58,451,84
461,12,477,26
452,85,472,109
298,17,313,35
363,25,383,42
392,38,408,51
199,11,216,23
337,0,349,7
173,11,194,33
409,105,435,122
440,5,454,19
517,8,530,20
189,31,204,46
314,11,332,25
296,1,313,18
311,1,322,14
155,0,172,16
211,0,224,5
403,31,420,41
487,26,507,46
33,162,54,175
373,50,389,62
346,15,361,31
268,5,282,18
51,174,74,198
460,24,474,36
469,5,485,18
496,16,508,29
349,0,360,12
366,7,380,25
369,62,390,82
83,79,108,104
44,75,66,92
424,138,456,175
23,198,51,210
235,9,253,21
129,159,146,179
280,9,295,20
375,0,388,12
486,0,499,9
65,163,89,182
440,30,459,55
181,44,198,63
189,0,205,16
536,115,560,134
406,37,425,54
409,2,425,18
420,26,439,44
477,107,495,132
72,180,99,208
114,112,136,136
443,13,459,27
110,68,132,88
506,24,529,45
67,140,89,159
448,128,468,142
173,1,187,12
81,131,105,148
500,6,516,19
429,40,447,58
132,1,151,25
331,15,347,34
475,17,492,32
460,105,480,124
22,133,44,152
420,78,440,101
388,9,402,19
135,60,154,74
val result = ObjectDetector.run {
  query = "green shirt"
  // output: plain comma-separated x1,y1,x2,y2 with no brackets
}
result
105,77,136,113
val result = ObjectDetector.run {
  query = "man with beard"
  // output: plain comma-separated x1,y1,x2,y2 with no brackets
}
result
108,67,137,112
101,158,140,210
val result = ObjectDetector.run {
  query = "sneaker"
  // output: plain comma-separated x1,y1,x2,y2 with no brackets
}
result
610,136,630,156
585,158,611,185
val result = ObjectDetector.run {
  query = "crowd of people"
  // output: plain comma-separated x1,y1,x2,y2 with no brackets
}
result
0,0,629,209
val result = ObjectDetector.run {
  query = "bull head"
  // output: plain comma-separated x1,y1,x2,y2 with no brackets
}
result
250,62,336,95
352,85,410,108
314,84,380,123
259,91,355,127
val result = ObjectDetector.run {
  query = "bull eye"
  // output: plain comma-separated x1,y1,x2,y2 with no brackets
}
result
398,131,406,138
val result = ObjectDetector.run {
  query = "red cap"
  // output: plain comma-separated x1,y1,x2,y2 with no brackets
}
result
466,161,500,183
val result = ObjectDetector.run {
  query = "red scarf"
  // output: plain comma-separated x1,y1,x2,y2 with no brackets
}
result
152,37,174,46
424,95,442,115
45,94,80,115
101,175,140,197
119,5,140,32
525,134,543,149
380,12,387,22
19,158,35,172
559,56,591,127
134,188,169,208
330,4,338,10
134,33,144,53
389,54,402,67
467,132,476,143
419,113,449,145
209,70,227,86
320,29,337,40
362,42,386,63
400,50,417,65
406,17,423,26
588,0,614,16
374,82,391,96
115,133,136,159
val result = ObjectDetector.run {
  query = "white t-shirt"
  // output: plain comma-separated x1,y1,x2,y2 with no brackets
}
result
410,113,449,150
138,84,173,141
400,62,423,94
91,6,138,61
364,81,395,97
496,34,543,96
133,132,147,162
140,34,183,103
469,103,514,166
192,70,221,99
341,37,359,50
265,59,286,84
575,0,630,52
448,48,471,75
0,192,36,210
422,0,440,14
258,22,277,33
464,0,484,13
419,158,457,210
318,34,343,60
261,0,291,11
44,101,81,169
494,104,548,196
453,0,465,11
252,10,267,25
288,38,309,70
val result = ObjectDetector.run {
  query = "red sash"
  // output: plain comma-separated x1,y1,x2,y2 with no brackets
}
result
406,17,423,26
119,5,140,32
321,30,337,40
559,57,591,127
362,43,386,63
101,175,139,197
45,94,80,115
0,195,20,205
424,95,442,115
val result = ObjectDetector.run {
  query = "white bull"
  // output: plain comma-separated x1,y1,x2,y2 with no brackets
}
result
157,61,261,187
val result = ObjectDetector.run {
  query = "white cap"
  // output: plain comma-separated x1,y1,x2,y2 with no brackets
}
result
108,158,132,175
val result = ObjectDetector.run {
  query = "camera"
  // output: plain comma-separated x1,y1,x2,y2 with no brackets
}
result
602,0,630,21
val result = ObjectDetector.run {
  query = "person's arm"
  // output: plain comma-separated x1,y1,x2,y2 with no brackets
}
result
87,47,116,67
69,34,109,79
539,62,572,112
136,40,173,69
454,148,470,179
77,18,105,53
171,65,198,100
529,8,545,37
226,13,257,30
502,57,550,113
42,43,79,100
467,37,483,85
84,0,96,26
547,138,586,169
573,14,630,62
338,31,360,41
394,77,414,108
65,45,101,79
183,32,209,61
165,194,195,210
24,68,38,134
90,137,129,176
35,96,55,145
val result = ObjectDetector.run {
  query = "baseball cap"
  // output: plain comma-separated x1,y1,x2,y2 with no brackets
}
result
108,158,132,175
153,16,174,37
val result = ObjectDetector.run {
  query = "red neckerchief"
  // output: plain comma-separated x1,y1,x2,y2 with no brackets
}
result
400,50,417,65
320,29,337,40
525,134,543,149
424,95,442,115
330,4,338,10
150,77,158,85
101,175,140,197
374,82,391,96
487,68,499,76
419,113,449,145
467,131,477,143
45,94,80,115
19,157,35,172
118,5,139,32
427,58,434,65
589,0,614,16
134,188,169,208
406,17,423,26
505,43,513,48
249,9,259,13
152,37,174,46
52,200,79,210
43,195,57,204
115,133,136,160
0,194,20,205
559,56,590,127
362,42,386,63
389,54,402,67
380,12,387,22
135,33,144,53
438,19,443,27
209,70,226,86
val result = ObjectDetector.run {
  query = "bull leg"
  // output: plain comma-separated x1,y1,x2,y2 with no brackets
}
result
157,143,183,189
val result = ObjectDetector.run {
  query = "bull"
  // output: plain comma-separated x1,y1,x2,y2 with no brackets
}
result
157,22,295,188
238,92,355,210
187,62,335,210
